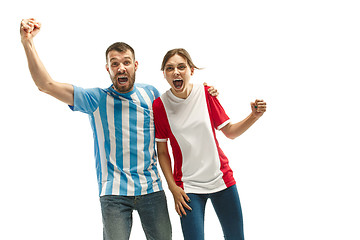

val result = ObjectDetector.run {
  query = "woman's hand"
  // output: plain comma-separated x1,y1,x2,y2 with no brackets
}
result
169,185,192,217
203,82,219,97
251,99,267,118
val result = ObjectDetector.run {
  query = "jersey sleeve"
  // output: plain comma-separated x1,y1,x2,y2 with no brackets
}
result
204,86,230,130
153,97,170,142
69,85,102,114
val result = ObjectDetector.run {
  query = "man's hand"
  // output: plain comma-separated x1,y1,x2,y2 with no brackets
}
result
20,18,41,43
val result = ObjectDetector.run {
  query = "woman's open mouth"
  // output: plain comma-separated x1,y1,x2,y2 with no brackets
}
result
173,79,183,89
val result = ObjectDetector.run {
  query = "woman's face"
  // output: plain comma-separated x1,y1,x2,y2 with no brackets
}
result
163,54,194,99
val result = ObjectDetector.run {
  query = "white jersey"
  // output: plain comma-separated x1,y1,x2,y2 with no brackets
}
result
153,84,235,194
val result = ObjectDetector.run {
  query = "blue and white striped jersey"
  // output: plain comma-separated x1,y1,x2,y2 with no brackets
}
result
70,83,163,196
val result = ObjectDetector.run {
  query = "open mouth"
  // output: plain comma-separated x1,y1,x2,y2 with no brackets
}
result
117,76,129,85
173,79,183,89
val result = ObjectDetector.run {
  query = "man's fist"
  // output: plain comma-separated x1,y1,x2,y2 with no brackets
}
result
20,18,41,41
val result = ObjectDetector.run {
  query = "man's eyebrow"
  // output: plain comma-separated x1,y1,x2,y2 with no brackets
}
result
110,56,133,62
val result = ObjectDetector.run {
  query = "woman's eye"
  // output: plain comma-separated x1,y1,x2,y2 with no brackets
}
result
166,67,173,71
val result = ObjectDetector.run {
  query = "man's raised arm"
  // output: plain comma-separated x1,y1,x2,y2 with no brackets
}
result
20,18,74,106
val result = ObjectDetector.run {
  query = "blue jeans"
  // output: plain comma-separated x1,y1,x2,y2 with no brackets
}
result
180,185,244,240
100,191,172,240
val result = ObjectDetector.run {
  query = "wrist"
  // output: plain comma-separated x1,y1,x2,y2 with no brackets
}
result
250,112,260,120
168,182,179,192
21,38,34,48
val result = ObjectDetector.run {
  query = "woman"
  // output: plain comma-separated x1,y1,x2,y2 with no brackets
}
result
153,48,266,240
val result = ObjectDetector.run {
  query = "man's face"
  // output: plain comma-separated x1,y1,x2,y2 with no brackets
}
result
106,50,138,93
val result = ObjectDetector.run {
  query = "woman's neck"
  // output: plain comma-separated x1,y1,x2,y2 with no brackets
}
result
171,83,193,99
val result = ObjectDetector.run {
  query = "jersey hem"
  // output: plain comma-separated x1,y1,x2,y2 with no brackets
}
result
155,138,168,142
217,119,231,130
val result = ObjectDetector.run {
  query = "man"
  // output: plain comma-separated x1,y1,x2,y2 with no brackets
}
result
20,18,217,240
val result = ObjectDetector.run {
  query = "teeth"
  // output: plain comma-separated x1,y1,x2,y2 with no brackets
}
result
118,76,128,85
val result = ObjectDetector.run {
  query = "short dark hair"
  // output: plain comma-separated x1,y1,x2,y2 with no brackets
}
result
106,42,135,62
161,48,200,71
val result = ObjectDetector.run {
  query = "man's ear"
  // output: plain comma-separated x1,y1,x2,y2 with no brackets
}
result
134,61,139,71
105,64,110,73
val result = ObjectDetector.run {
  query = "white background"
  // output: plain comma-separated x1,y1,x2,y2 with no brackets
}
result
1,0,359,239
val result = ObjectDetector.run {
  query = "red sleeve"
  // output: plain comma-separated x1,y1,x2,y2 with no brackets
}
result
153,97,170,141
204,86,230,130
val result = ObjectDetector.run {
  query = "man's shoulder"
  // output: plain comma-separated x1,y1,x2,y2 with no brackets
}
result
73,85,109,100
74,85,107,93
71,86,108,113
135,83,158,91
135,83,160,99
